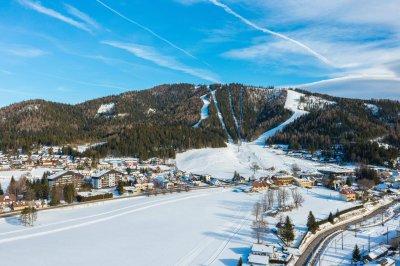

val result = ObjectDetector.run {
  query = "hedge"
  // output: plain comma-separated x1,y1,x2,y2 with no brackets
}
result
76,193,113,202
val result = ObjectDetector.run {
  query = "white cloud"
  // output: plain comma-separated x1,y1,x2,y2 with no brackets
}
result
17,0,92,33
102,40,220,83
64,4,100,30
2,46,47,58
95,0,206,65
207,0,334,66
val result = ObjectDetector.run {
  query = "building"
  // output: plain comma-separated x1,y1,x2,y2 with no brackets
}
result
339,187,357,201
48,170,84,188
252,180,269,191
272,175,293,186
92,169,125,189
248,244,274,266
0,194,16,208
293,177,314,188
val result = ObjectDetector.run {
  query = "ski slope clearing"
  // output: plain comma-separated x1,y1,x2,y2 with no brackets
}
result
176,143,348,180
252,89,308,145
96,103,115,115
0,188,259,266
211,89,233,143
193,94,211,128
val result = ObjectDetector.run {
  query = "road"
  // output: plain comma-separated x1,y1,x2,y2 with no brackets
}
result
295,200,396,266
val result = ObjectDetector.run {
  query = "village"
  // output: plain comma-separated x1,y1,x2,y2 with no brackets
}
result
1,144,400,265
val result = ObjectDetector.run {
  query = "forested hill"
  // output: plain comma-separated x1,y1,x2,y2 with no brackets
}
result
0,83,399,165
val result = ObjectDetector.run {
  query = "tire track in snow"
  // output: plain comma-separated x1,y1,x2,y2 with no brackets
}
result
0,193,196,237
0,193,208,244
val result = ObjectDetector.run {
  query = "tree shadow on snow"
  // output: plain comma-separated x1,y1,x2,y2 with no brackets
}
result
219,258,240,266
5,216,21,226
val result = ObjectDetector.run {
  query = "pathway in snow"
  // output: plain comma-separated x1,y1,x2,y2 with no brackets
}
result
193,94,211,128
210,89,233,143
252,89,308,145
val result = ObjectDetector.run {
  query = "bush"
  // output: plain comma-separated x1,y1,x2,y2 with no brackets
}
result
76,193,113,202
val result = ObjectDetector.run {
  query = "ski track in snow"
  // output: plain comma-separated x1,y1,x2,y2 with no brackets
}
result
193,94,211,128
252,89,308,145
0,193,208,244
210,88,233,143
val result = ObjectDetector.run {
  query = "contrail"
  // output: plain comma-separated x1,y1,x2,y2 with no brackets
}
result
208,0,334,67
95,0,208,65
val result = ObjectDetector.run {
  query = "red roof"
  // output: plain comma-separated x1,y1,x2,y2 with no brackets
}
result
0,194,17,202
340,187,355,194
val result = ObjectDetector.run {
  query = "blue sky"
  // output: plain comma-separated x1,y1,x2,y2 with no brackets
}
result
0,0,399,107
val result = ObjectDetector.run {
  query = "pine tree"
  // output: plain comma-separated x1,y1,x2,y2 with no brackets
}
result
280,216,294,244
63,184,75,204
0,183,4,195
335,208,340,218
117,181,125,195
237,257,243,266
50,186,59,206
346,177,352,187
7,176,17,195
307,211,319,234
352,244,361,262
328,212,334,224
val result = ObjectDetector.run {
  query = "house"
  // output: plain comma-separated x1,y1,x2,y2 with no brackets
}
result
390,226,400,249
272,175,293,186
364,258,395,266
48,170,84,189
210,178,221,186
339,187,357,201
92,169,125,189
0,194,16,207
364,246,389,262
252,180,269,191
293,177,314,188
248,244,275,266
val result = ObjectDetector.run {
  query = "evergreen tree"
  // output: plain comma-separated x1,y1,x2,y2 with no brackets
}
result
0,183,3,195
7,176,17,195
41,177,50,200
117,181,125,195
50,186,60,206
346,177,352,187
328,212,334,224
335,208,340,218
352,244,361,262
307,211,319,234
63,184,75,204
280,216,294,244
237,257,242,266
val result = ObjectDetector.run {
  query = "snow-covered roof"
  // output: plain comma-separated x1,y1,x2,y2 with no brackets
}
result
367,246,388,260
48,170,68,180
248,253,269,265
92,169,122,178
252,244,275,254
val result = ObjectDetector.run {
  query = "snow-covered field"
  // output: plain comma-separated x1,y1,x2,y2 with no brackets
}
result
318,213,400,265
0,168,51,190
0,186,360,266
0,188,259,266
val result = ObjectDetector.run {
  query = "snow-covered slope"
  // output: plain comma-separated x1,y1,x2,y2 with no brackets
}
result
193,94,210,128
364,103,379,115
96,103,115,116
210,89,233,143
298,95,336,111
252,89,308,145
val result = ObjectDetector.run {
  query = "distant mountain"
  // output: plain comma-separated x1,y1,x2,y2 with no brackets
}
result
0,83,399,165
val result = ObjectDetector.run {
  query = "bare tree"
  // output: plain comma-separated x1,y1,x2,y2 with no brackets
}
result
291,188,305,208
277,188,290,208
261,194,268,212
253,202,263,221
252,201,268,244
357,178,374,200
276,189,283,208
267,190,275,210
291,164,301,174
250,163,260,175
252,216,268,244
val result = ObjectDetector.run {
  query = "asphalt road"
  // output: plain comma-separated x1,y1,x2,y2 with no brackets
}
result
295,200,396,266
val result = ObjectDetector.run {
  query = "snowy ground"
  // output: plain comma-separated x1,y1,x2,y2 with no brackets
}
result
0,168,51,190
0,188,260,266
193,94,211,128
176,142,348,180
318,213,400,265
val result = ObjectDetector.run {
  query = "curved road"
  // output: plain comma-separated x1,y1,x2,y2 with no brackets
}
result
295,200,396,266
